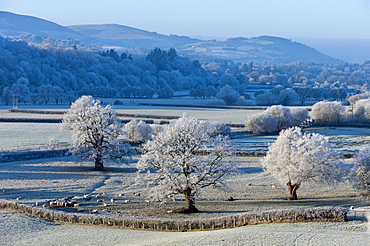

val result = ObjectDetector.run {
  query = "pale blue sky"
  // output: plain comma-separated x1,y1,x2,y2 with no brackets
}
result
1,0,369,40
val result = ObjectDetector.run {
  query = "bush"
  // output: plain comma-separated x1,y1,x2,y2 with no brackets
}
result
245,114,278,134
245,105,310,134
310,101,344,123
123,119,152,142
210,122,231,136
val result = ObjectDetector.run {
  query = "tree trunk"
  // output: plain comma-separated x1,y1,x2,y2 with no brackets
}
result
94,157,104,171
286,181,300,200
183,188,199,213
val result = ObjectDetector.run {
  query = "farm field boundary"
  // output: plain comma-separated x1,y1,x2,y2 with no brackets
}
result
0,199,347,231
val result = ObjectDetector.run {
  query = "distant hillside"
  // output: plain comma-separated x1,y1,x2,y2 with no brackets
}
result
0,11,93,43
0,11,343,65
69,24,201,49
181,36,343,64
69,25,342,65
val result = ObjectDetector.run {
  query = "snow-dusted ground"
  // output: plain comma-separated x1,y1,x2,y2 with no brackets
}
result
1,105,370,245
0,210,368,246
0,156,368,245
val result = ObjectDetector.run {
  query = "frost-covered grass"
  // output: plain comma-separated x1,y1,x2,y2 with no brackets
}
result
0,123,71,151
0,103,263,124
1,156,368,220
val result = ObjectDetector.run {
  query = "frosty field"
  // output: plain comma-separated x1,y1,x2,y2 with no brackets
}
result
0,105,369,245
0,123,71,151
0,156,368,245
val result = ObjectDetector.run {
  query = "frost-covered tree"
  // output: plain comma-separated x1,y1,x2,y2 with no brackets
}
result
137,114,235,213
255,91,278,106
216,84,239,105
352,146,370,198
11,77,31,104
262,127,342,200
310,101,344,123
278,88,301,106
123,119,152,142
62,96,129,171
1,87,12,105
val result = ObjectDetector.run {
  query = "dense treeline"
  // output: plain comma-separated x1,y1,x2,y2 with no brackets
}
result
0,36,216,104
0,35,369,105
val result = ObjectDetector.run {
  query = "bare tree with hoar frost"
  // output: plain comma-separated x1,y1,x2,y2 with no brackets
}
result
62,95,130,171
262,127,342,200
137,114,236,213
352,145,370,199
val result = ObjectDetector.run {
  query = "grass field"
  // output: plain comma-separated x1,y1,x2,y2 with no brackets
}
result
1,104,370,217
0,104,369,245
0,156,366,220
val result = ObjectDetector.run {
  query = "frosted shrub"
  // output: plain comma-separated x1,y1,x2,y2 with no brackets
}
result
210,122,231,136
353,99,370,122
245,105,310,134
348,92,370,105
137,114,236,213
264,105,295,129
262,127,342,200
123,119,152,142
352,146,370,199
310,101,344,123
245,114,278,134
290,107,310,125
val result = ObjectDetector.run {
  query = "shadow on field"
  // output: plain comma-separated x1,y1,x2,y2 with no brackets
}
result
104,167,138,173
198,210,248,214
237,167,264,174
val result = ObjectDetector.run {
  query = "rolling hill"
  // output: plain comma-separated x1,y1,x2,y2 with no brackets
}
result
0,11,93,43
69,24,201,49
0,11,343,64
